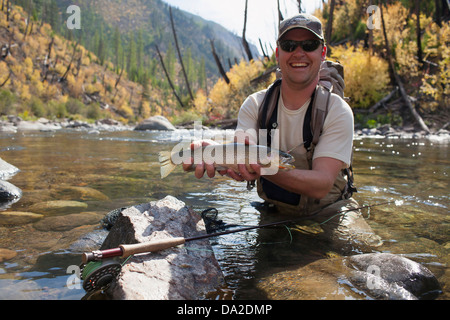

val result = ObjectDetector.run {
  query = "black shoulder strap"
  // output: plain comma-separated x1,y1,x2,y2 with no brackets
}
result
259,79,282,131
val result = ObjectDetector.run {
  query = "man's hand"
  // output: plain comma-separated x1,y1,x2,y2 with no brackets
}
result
181,139,223,179
226,163,261,181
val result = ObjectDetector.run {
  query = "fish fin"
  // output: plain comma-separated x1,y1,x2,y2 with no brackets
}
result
158,151,177,179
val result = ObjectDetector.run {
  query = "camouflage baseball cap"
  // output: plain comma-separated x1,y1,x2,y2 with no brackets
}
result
278,13,324,41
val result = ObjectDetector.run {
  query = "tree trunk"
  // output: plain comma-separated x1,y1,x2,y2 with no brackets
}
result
325,0,336,45
415,0,423,67
277,0,283,26
60,41,79,82
169,7,194,102
242,0,253,61
379,2,430,133
297,0,302,13
42,37,54,82
155,45,184,108
210,39,230,84
259,38,268,60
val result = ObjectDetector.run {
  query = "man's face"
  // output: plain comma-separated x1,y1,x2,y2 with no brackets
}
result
276,28,326,90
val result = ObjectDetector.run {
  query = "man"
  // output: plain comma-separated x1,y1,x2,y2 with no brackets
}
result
184,14,382,252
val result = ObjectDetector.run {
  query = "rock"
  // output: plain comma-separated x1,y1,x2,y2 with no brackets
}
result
134,115,176,131
69,229,110,253
100,206,128,230
0,180,22,200
0,248,17,262
33,212,102,232
27,200,88,215
52,186,110,201
101,196,224,300
257,253,441,300
345,253,442,300
0,158,20,180
15,120,61,131
0,211,44,225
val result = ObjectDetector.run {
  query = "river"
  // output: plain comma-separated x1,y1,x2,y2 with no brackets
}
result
0,129,448,300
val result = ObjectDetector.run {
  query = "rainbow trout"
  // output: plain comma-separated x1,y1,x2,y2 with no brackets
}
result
158,143,295,179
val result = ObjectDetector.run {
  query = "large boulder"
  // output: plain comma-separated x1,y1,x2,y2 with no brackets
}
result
101,196,224,300
134,115,176,131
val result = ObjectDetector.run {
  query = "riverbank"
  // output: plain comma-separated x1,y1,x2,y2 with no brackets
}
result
1,116,449,142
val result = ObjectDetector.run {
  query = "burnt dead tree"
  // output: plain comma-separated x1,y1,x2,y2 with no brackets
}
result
155,44,185,108
325,0,336,46
277,0,283,26
59,41,79,83
169,7,194,102
209,39,230,85
242,0,253,61
41,37,54,82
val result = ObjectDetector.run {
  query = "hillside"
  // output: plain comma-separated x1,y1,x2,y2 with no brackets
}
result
0,4,152,123
0,1,261,124
35,0,259,81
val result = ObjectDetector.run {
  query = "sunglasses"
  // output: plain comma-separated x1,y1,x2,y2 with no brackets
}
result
278,39,323,53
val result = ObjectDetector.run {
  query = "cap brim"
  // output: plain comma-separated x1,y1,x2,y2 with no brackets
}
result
278,26,324,41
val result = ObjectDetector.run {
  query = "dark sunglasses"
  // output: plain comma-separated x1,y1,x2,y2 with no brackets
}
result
278,39,323,53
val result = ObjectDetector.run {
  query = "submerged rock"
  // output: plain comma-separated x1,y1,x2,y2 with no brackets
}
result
257,252,441,300
52,186,110,201
345,253,442,300
100,195,224,300
0,211,43,225
0,248,17,262
33,212,103,232
27,200,88,215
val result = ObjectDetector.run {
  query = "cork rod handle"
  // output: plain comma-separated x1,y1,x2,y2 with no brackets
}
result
119,237,186,258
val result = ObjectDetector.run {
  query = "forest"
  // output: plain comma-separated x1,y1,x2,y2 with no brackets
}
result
0,0,448,131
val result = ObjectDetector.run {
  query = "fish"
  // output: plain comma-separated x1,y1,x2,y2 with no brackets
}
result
158,143,295,179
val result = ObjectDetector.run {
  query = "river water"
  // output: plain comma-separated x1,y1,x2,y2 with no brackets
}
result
0,129,448,300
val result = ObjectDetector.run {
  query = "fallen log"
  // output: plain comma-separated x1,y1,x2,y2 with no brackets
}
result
368,87,398,113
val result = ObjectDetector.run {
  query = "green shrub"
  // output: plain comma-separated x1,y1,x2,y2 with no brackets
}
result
0,89,16,115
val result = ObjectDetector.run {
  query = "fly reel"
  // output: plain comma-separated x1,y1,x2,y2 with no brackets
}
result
81,259,122,292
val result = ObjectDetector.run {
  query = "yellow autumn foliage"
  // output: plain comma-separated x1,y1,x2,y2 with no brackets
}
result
207,60,271,120
0,61,10,86
330,45,390,108
420,22,450,110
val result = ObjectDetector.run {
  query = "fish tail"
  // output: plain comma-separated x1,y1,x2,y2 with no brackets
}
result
158,151,177,179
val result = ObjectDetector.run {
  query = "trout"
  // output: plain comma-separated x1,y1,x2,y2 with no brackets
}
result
158,143,295,179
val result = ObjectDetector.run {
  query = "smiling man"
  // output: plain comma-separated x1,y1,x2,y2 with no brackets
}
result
186,13,382,252
232,13,355,208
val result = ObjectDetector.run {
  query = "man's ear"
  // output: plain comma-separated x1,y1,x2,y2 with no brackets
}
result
275,47,279,61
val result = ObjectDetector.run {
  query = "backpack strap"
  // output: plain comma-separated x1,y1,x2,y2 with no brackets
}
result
258,79,282,132
310,85,331,148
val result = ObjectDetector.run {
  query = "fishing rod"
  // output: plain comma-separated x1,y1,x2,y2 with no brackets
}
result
79,199,399,293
